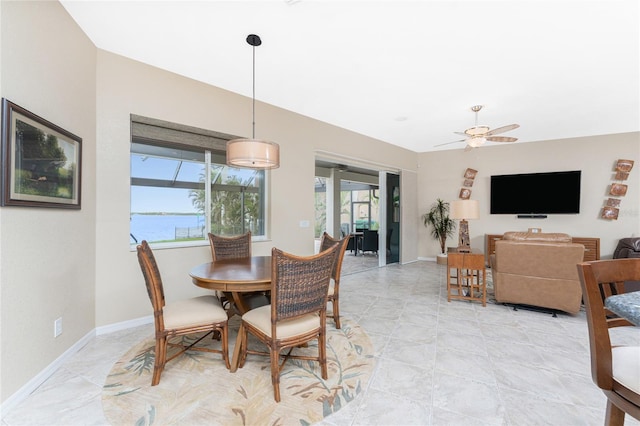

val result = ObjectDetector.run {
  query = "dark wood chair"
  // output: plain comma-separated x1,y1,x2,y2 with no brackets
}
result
208,232,270,312
136,240,230,385
319,232,351,329
576,258,640,425
361,229,379,255
235,244,339,402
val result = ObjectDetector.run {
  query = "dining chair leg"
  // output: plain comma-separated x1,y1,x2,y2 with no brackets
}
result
332,297,341,329
220,325,230,369
605,399,626,426
319,330,328,380
152,336,167,386
232,323,246,372
271,348,281,402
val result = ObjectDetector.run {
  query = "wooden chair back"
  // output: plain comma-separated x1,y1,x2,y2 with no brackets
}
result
137,240,166,329
319,232,350,281
208,232,251,261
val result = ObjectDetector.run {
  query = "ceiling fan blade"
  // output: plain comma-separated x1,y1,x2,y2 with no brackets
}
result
434,139,465,147
486,124,519,136
487,136,518,143
453,131,467,137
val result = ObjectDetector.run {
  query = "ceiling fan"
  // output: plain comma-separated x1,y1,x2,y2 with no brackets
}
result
436,105,519,150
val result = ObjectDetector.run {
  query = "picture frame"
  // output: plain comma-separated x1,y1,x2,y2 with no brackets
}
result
459,188,471,199
601,206,619,220
606,198,621,207
615,159,634,173
463,179,474,187
1,99,82,208
463,168,478,179
609,183,628,197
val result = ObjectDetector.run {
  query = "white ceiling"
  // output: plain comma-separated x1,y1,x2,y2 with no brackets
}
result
60,0,639,153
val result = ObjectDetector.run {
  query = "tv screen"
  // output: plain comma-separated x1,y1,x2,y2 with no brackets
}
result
490,170,581,215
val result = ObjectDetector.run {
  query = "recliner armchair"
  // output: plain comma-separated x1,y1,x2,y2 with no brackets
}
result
613,238,640,259
491,232,585,314
613,238,640,292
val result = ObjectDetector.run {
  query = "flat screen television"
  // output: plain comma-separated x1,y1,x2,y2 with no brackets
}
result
490,170,581,216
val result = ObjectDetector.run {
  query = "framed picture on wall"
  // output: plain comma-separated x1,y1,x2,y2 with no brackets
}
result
459,188,471,199
1,99,82,208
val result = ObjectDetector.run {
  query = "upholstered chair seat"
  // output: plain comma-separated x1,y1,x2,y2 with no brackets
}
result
162,295,228,329
612,346,640,394
242,305,321,339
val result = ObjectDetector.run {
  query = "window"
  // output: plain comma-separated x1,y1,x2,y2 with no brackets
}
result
129,116,266,246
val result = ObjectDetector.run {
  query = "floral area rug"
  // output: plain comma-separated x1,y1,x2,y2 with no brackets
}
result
102,317,374,425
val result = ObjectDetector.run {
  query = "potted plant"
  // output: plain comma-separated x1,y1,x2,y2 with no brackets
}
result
422,198,456,265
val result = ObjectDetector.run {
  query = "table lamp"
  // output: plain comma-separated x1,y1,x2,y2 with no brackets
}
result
450,199,480,253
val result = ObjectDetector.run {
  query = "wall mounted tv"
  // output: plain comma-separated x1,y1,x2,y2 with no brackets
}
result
490,170,581,217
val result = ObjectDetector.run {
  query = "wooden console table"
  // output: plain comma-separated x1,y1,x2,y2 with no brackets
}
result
485,234,600,266
447,251,486,306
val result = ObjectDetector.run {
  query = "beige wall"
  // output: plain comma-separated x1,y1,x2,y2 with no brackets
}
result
418,133,640,258
0,1,97,401
94,51,418,328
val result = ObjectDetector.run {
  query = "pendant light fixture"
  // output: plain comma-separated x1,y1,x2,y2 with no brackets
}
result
226,34,280,169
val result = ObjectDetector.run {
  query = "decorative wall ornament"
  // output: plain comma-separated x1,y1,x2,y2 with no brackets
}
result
609,183,628,197
615,159,634,172
460,168,478,198
601,206,619,220
464,168,478,179
601,159,634,220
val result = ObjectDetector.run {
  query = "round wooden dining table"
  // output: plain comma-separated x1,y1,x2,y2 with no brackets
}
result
189,255,272,315
190,255,272,372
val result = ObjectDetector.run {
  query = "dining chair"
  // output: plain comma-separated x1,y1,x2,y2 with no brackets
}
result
235,244,339,402
319,231,351,328
576,258,640,425
136,240,230,386
208,231,252,261
208,231,270,311
361,229,379,255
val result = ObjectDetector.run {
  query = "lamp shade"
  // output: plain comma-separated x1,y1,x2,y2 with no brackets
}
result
450,199,480,220
226,138,280,169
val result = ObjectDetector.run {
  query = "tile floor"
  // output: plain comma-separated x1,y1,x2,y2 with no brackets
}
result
2,261,640,425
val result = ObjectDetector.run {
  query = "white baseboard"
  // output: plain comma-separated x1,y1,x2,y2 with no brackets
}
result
95,315,153,336
418,256,436,262
1,315,153,415
0,329,95,415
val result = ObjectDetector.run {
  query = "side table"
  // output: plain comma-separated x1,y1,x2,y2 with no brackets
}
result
447,251,487,306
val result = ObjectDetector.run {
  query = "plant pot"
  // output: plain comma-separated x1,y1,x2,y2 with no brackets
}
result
436,253,448,265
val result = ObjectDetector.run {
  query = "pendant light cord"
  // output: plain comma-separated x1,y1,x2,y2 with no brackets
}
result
252,43,256,140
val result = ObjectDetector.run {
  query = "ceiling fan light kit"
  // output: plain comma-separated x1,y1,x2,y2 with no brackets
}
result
435,104,520,150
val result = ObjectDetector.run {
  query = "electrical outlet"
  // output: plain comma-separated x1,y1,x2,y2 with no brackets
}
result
54,317,62,337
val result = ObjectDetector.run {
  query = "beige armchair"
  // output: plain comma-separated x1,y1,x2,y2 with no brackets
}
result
490,232,585,314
